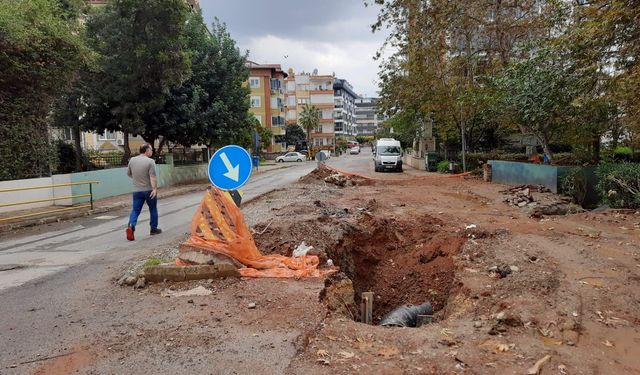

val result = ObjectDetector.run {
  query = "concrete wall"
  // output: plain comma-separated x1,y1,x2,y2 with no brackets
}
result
1,157,209,211
70,167,132,204
403,155,426,171
489,160,571,193
0,177,56,213
157,164,208,188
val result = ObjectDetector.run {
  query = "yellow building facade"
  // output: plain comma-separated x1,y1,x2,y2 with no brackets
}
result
247,62,288,153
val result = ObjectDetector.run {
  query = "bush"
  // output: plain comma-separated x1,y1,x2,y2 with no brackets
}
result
561,168,588,206
596,162,640,208
55,141,77,174
437,160,450,173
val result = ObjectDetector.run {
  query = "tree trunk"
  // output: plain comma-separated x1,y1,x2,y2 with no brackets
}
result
591,132,601,162
122,131,131,165
72,124,84,171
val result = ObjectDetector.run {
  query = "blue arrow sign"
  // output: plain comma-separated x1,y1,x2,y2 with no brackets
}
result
208,145,253,190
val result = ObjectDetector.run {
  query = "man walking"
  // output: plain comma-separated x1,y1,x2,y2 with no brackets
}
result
126,143,161,241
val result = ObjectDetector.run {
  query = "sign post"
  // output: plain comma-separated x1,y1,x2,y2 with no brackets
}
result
208,145,253,191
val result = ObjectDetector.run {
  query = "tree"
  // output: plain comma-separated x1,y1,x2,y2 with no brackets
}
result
83,0,191,158
495,45,580,162
0,0,91,180
299,104,320,149
284,124,305,146
370,0,567,164
189,19,253,149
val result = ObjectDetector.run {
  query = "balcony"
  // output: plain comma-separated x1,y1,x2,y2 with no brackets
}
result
310,89,333,95
270,127,285,135
311,132,335,138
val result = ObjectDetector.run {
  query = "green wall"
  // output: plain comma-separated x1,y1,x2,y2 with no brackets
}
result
70,161,208,204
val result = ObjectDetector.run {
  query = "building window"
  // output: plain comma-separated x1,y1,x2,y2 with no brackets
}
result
297,98,309,105
271,116,285,126
249,77,260,88
254,114,262,125
270,79,281,90
250,96,261,108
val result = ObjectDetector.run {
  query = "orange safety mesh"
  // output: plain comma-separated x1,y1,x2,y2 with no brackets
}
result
181,187,332,278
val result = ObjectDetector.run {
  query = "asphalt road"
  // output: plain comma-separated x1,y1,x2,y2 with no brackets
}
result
0,162,316,292
0,151,381,373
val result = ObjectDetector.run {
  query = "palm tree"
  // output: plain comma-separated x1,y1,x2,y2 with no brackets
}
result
299,103,320,153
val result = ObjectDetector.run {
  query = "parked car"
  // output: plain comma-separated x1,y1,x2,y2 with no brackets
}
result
275,152,306,163
349,145,361,155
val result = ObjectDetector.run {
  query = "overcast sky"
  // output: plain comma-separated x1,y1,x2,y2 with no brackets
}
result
200,0,387,97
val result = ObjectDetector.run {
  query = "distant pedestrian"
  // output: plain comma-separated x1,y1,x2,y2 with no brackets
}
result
125,143,161,241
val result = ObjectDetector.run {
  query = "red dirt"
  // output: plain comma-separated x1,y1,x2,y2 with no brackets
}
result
330,214,466,319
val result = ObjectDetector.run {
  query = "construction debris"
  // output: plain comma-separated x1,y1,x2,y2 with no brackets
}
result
501,185,537,207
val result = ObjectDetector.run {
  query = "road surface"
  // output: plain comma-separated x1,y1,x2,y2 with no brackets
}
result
0,162,317,292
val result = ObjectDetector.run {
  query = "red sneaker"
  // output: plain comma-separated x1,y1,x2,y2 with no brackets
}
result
126,225,135,241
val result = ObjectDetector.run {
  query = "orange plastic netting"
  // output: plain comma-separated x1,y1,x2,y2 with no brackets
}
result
181,187,331,278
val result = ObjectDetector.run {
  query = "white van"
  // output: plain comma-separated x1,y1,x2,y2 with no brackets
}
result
373,138,403,172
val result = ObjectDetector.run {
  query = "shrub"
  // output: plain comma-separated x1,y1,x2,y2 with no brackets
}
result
596,162,640,208
437,160,450,173
561,168,588,206
55,141,77,174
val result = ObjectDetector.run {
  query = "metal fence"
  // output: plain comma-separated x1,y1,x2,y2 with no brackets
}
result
172,148,208,166
88,154,128,169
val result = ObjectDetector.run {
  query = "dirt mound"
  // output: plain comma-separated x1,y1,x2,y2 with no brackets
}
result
328,214,467,321
299,165,374,187
299,165,334,183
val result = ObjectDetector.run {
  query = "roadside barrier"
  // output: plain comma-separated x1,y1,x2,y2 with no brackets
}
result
0,181,99,223
179,187,333,278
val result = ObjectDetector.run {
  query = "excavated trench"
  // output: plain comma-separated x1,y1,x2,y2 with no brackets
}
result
325,214,467,322
254,210,467,323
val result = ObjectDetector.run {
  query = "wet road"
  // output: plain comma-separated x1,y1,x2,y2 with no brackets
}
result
0,162,316,291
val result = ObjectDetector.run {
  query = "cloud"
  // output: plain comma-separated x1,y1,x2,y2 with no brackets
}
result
201,0,390,97
246,35,382,97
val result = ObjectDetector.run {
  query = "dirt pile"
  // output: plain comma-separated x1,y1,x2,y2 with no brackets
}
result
299,165,335,183
299,165,373,187
500,185,550,207
500,184,585,217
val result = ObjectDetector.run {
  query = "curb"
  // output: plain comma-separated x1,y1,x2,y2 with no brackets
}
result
0,184,209,234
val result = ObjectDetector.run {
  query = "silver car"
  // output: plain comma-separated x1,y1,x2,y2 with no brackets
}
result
275,152,306,163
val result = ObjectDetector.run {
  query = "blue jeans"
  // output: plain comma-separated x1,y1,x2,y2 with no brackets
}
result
128,191,158,230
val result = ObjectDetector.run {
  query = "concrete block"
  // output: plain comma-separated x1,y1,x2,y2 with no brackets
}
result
142,264,240,283
178,244,245,268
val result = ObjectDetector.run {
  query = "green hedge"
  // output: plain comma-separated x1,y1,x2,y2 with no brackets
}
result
437,160,450,173
596,162,640,208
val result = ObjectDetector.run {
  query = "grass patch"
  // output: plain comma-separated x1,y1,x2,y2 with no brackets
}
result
143,258,163,267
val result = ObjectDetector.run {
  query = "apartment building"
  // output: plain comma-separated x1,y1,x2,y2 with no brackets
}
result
355,97,386,136
284,70,336,151
247,62,288,153
333,79,358,139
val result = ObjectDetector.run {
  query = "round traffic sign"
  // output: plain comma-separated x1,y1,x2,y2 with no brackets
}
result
208,145,253,190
